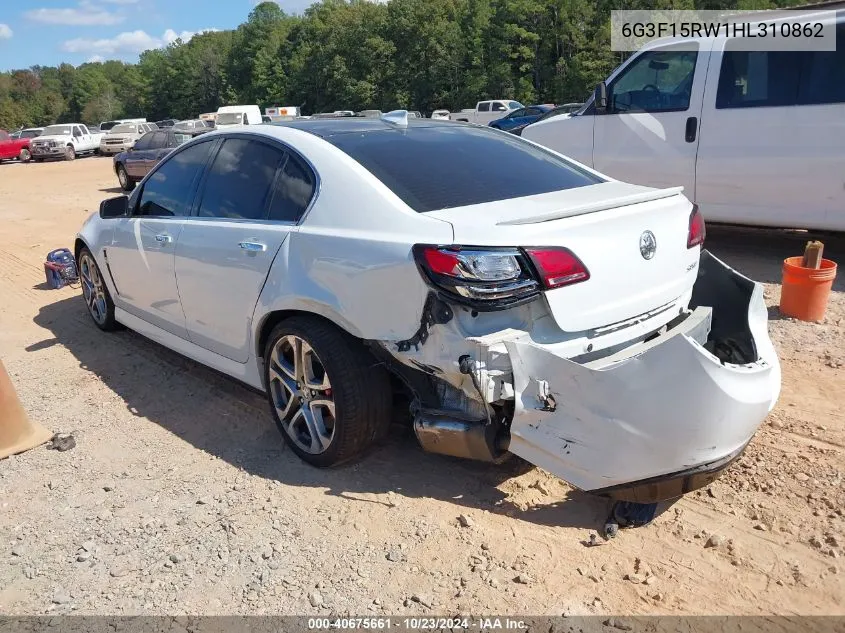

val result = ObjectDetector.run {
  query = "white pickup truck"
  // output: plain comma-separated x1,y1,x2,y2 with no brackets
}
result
449,100,524,124
30,123,104,161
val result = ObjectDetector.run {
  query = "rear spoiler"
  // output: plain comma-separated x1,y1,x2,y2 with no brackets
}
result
496,186,685,226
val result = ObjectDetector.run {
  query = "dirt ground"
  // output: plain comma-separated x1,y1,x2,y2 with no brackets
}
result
0,156,843,617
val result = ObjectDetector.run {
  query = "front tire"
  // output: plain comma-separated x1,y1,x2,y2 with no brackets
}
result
263,316,391,467
19,148,31,162
65,145,75,161
116,165,135,191
78,247,119,331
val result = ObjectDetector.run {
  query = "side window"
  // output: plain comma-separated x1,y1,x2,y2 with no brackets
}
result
0,131,9,141
716,49,801,109
491,102,507,112
509,109,525,118
80,125,89,135
133,132,153,151
609,47,698,113
524,107,541,116
196,138,284,220
268,153,316,223
136,141,213,217
150,132,168,148
797,23,845,106
478,102,491,112
73,126,83,137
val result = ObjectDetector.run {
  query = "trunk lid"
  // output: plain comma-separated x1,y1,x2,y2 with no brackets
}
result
426,182,700,333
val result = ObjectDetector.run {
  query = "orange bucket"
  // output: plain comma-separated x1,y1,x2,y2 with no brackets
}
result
779,257,837,321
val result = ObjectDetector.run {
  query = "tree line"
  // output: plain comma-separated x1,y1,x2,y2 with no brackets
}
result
0,0,803,129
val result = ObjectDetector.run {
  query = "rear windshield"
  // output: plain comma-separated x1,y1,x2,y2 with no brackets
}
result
327,125,602,212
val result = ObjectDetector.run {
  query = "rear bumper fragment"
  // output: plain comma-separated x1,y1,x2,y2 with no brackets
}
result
503,250,780,500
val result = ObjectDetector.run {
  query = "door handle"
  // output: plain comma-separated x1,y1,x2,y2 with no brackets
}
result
154,234,172,244
238,241,267,252
685,117,698,143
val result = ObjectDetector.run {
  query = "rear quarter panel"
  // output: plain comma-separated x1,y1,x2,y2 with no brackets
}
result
252,127,455,346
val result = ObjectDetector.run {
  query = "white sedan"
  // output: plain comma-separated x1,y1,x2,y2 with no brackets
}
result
75,112,780,503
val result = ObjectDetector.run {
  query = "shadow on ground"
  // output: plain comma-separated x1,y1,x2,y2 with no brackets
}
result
705,224,845,292
28,296,610,531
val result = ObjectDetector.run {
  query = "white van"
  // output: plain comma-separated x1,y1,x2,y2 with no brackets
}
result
215,105,262,128
523,12,845,231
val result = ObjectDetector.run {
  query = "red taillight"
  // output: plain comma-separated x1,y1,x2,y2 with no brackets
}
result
421,247,461,276
524,247,590,289
687,204,706,249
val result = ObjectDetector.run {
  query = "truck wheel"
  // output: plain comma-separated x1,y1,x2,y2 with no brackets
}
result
116,165,135,191
263,316,391,468
19,148,31,163
65,145,75,161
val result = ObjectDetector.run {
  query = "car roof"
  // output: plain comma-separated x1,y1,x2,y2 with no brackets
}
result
271,117,459,139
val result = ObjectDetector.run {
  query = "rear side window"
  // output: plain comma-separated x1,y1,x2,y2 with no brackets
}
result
196,138,284,220
716,49,801,109
329,125,603,213
478,102,490,112
136,141,213,217
0,131,9,141
268,154,316,222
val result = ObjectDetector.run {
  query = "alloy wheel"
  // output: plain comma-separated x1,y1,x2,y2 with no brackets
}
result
267,335,336,454
118,166,128,188
79,253,108,325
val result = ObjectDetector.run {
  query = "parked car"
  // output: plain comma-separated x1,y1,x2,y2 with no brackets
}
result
430,109,450,120
113,128,193,191
9,127,44,140
450,100,524,124
75,113,780,503
489,104,554,133
523,12,844,231
100,118,146,133
216,105,262,127
99,122,158,156
155,119,177,128
30,124,104,161
0,129,33,162
173,119,210,133
509,104,584,136
356,110,383,118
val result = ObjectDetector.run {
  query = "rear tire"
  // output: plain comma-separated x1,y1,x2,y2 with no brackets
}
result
117,165,135,191
263,316,391,467
65,145,75,161
78,247,119,331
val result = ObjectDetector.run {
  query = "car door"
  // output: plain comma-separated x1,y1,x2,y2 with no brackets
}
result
141,131,169,173
105,139,216,337
123,132,154,178
592,42,710,197
174,135,316,363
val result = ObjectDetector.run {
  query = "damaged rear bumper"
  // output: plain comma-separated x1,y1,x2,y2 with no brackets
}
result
504,250,780,502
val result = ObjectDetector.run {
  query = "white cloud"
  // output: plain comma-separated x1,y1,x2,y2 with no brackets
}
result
63,28,218,55
87,54,106,63
25,4,124,26
0,24,12,39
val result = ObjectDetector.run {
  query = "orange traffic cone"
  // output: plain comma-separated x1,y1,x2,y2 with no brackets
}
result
0,360,52,459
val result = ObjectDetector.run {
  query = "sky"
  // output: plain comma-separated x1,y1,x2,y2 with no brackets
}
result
0,0,311,71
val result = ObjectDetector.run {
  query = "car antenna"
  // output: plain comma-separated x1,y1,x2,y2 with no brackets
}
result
380,110,409,128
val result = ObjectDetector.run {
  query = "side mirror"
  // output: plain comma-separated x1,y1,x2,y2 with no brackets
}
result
595,82,609,113
99,195,129,219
